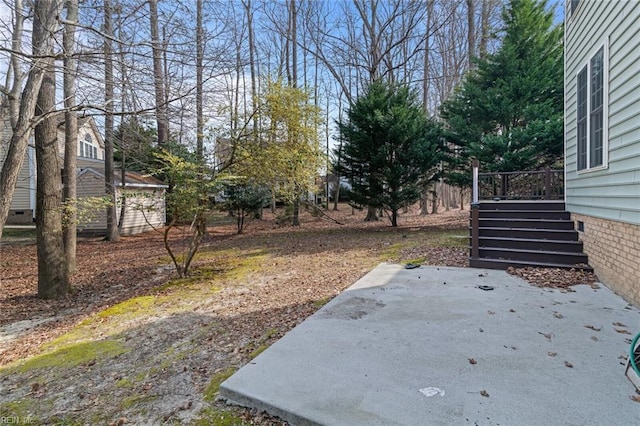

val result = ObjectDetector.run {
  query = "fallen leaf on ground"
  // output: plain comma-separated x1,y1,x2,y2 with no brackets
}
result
538,332,553,340
564,361,573,368
506,266,598,288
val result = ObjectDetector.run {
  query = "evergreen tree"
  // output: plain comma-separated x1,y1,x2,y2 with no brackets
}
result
220,180,269,234
440,0,563,177
337,81,442,227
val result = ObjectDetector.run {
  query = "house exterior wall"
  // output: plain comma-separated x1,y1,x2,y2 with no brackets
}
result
565,1,640,305
572,213,640,306
56,121,105,161
117,189,166,236
564,1,640,225
3,114,109,225
76,171,166,236
76,172,108,233
1,111,35,222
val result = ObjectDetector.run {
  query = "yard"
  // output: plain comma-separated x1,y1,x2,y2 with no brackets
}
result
0,204,470,424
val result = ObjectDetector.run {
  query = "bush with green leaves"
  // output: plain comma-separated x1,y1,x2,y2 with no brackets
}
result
219,180,270,234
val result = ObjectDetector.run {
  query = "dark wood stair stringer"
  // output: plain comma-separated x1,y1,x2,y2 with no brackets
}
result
469,201,592,271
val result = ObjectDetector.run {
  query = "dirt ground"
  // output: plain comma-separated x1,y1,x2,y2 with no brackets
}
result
0,204,596,424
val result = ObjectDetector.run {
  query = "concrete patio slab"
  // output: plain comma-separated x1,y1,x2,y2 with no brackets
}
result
220,264,640,425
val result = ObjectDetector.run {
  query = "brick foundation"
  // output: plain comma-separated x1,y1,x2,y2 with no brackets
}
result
572,213,640,306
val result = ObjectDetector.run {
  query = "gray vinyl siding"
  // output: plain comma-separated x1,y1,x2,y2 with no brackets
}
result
77,157,106,170
118,189,166,235
565,0,640,226
10,147,34,211
76,172,109,232
77,170,166,235
0,114,34,212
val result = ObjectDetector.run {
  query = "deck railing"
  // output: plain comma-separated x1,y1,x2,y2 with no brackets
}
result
470,161,565,262
471,161,563,202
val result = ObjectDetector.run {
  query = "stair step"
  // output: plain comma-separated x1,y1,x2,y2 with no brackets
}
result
478,210,571,220
479,200,566,211
475,227,579,241
477,247,588,265
474,237,583,252
469,257,593,272
478,218,575,230
470,201,591,272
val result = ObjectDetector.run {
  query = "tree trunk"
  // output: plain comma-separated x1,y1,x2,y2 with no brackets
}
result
391,209,398,227
422,2,432,113
290,0,297,87
104,0,119,242
365,205,378,221
35,65,69,299
430,183,438,214
196,0,204,159
243,0,258,137
149,0,169,145
420,190,429,215
63,0,79,273
7,0,25,127
480,0,491,57
270,191,276,213
467,0,476,69
292,199,300,226
0,0,58,240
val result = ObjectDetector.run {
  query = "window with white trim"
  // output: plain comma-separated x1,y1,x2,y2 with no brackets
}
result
576,44,607,171
79,134,98,159
570,0,580,16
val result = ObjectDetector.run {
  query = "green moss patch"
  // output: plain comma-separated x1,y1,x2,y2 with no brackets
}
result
192,407,252,426
203,367,237,402
121,393,157,410
97,296,157,319
248,344,269,360
379,242,403,260
0,399,41,420
8,339,127,374
427,230,468,247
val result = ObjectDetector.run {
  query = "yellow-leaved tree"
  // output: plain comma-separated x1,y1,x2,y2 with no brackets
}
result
234,79,324,226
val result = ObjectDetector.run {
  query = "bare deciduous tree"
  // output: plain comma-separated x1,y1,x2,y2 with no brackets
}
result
34,0,70,298
63,0,79,271
0,0,61,240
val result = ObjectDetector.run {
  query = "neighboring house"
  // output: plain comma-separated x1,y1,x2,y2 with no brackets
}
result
0,109,167,235
564,1,640,305
77,168,168,236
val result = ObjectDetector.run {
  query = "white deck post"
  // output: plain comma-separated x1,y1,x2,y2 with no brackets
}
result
472,159,479,204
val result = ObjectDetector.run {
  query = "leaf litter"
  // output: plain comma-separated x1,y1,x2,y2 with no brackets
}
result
0,205,469,423
0,204,609,423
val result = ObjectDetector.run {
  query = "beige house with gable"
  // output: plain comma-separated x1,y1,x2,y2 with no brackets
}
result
0,110,167,235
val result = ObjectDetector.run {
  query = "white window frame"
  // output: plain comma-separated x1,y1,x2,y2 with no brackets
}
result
567,0,580,20
576,39,609,173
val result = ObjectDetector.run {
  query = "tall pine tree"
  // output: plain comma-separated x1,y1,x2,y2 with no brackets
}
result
337,81,442,226
440,0,563,177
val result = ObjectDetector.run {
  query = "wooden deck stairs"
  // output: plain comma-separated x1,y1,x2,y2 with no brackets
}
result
469,200,591,271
